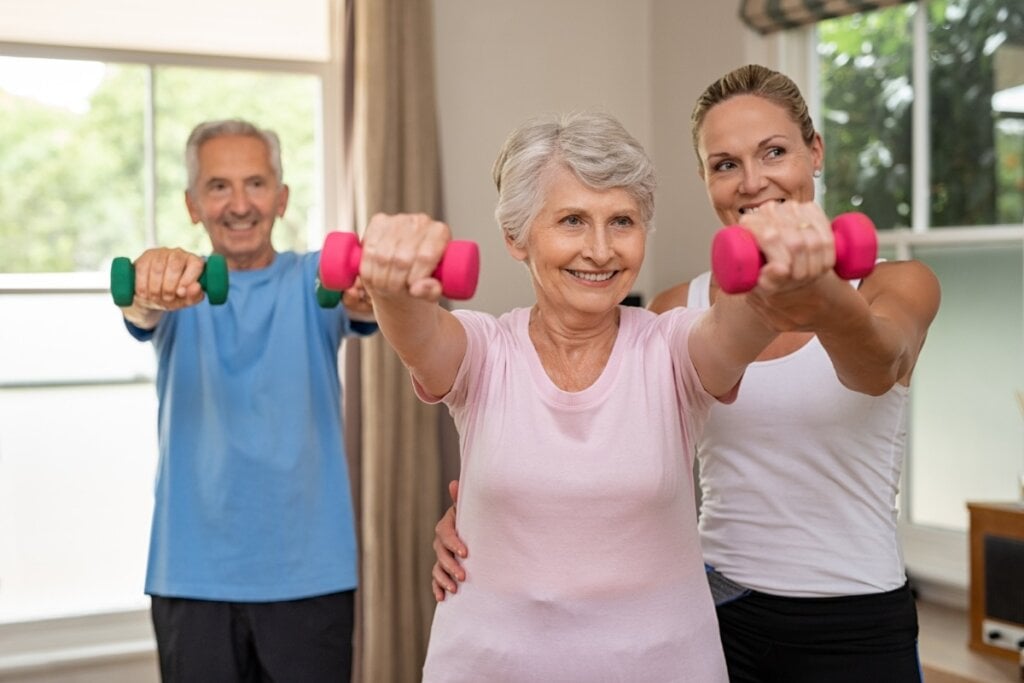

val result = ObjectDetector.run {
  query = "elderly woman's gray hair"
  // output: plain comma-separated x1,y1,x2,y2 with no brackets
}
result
492,111,656,248
185,119,284,194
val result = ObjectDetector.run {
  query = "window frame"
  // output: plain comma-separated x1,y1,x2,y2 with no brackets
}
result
779,3,1024,607
0,13,344,672
0,38,344,296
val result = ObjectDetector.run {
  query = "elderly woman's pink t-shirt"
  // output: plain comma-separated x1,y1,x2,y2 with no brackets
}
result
415,305,728,683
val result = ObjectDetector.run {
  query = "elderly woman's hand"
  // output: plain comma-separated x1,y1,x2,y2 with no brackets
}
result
737,200,836,294
359,213,453,302
733,200,855,332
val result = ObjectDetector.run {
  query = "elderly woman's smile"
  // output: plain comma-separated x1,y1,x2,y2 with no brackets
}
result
505,163,646,318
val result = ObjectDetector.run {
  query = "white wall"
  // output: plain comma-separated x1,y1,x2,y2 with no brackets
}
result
433,0,652,314
647,2,776,300
433,0,771,313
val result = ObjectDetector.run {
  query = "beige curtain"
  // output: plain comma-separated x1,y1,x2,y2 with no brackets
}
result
347,0,452,681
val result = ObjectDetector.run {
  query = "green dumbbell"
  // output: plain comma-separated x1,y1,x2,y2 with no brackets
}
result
110,254,229,307
316,279,342,308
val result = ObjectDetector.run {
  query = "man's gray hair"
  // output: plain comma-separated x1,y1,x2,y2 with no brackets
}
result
492,111,656,248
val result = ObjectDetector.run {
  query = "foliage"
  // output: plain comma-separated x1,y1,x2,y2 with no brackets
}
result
0,59,319,273
818,0,1024,229
819,5,915,228
153,66,318,256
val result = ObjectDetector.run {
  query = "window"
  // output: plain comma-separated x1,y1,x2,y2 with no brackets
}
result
818,0,1024,230
811,0,1024,586
0,56,322,276
0,33,334,625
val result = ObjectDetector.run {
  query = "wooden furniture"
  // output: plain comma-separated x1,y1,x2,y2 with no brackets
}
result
967,502,1024,663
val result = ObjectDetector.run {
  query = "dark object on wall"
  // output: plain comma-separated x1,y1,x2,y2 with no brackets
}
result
620,292,643,307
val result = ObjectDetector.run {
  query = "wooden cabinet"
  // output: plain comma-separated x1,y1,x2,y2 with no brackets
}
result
967,502,1024,662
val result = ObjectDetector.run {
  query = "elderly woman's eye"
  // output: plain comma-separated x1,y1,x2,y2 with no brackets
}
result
562,215,582,226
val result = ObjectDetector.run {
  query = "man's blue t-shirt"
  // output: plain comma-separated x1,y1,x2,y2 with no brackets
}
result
126,251,375,601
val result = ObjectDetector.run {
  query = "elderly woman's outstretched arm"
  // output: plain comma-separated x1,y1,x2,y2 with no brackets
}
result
687,200,844,398
358,212,468,398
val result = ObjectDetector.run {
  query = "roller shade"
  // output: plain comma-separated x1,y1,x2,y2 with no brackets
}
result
739,0,914,35
0,0,331,62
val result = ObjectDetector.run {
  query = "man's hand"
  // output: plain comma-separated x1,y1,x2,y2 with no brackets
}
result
341,277,376,322
120,248,208,329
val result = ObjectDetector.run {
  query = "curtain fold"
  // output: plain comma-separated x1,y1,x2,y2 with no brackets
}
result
739,0,913,35
350,0,448,681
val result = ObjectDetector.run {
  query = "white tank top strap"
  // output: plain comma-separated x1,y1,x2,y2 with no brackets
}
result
687,271,713,309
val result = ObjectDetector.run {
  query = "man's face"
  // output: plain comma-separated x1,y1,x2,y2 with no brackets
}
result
185,134,288,270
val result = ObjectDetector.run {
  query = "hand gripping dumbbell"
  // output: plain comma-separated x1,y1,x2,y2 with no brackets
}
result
319,231,480,300
110,254,229,306
711,212,878,294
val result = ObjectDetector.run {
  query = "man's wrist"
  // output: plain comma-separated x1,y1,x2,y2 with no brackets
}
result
121,305,163,330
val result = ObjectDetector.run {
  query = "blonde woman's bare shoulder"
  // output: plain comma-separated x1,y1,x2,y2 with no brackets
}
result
647,281,691,314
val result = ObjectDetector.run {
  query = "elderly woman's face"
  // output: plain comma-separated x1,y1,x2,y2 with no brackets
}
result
697,94,822,228
506,163,645,317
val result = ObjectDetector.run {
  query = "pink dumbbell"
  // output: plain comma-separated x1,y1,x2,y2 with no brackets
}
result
319,231,480,300
711,211,878,294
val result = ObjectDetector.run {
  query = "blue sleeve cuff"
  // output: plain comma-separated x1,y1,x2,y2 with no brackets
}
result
350,320,379,337
124,317,156,341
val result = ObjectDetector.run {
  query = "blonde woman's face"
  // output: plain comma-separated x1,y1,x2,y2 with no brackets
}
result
697,95,822,227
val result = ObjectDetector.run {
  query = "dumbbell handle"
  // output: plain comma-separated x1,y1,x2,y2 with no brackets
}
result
110,254,229,306
711,212,878,294
319,231,480,300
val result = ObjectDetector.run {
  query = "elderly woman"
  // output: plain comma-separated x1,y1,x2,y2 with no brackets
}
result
359,111,835,682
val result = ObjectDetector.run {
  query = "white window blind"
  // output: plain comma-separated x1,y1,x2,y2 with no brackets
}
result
0,0,331,62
